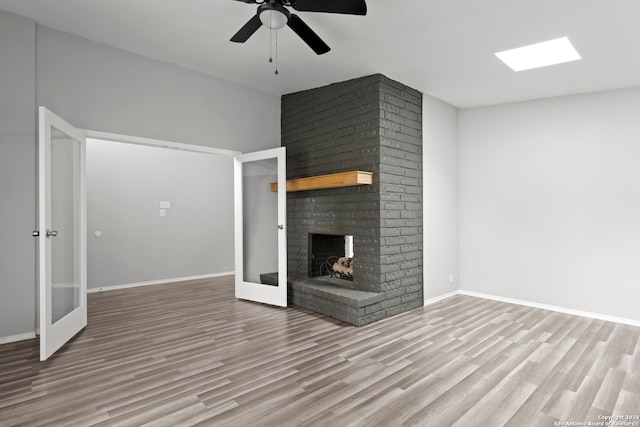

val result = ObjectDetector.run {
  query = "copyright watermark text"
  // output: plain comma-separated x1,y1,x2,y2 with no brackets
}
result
554,415,640,427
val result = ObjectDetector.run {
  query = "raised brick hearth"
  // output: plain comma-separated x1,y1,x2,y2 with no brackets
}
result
276,74,423,326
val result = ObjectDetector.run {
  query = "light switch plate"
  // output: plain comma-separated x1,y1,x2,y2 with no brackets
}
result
160,209,166,217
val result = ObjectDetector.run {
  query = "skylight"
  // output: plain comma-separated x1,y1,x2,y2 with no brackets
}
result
495,37,581,72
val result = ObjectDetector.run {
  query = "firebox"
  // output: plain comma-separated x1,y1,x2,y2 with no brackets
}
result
308,234,354,281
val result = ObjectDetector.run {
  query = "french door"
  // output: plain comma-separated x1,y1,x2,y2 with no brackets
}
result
37,107,87,361
234,147,287,307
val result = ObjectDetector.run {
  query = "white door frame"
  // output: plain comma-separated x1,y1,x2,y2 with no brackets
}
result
38,107,87,361
85,130,241,157
234,147,287,307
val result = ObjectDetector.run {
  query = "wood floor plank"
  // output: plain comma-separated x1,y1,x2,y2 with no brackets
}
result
0,276,639,426
355,354,479,426
592,368,627,413
452,376,537,427
614,390,640,416
562,375,602,421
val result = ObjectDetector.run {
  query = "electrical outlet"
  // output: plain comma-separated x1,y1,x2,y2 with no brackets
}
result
449,273,454,283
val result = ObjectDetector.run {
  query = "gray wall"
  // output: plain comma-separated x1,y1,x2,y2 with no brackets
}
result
422,95,459,300
36,26,280,152
0,12,281,340
459,88,640,321
87,139,234,288
0,10,36,339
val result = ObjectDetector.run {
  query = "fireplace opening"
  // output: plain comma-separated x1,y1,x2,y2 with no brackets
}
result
309,234,354,281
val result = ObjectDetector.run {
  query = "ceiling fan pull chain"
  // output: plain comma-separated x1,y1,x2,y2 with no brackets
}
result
268,7,273,63
275,28,279,75
268,1,278,75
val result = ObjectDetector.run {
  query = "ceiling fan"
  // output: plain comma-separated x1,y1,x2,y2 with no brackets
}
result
230,0,367,55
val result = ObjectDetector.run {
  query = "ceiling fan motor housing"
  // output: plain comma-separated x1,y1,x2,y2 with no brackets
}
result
258,2,290,29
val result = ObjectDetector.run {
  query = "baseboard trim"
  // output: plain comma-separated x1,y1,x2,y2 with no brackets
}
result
0,332,36,345
424,290,460,306
457,290,640,328
87,272,234,294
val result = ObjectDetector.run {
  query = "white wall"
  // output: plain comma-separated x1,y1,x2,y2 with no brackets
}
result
459,88,640,321
36,25,280,152
87,139,235,288
0,10,36,340
423,95,459,300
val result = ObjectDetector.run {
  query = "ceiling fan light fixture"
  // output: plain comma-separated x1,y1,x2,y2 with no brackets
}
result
230,0,366,55
259,4,289,30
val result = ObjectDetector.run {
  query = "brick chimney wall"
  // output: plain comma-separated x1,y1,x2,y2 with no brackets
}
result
281,74,423,324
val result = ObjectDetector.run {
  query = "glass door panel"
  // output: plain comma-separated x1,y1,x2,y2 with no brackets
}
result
242,158,279,283
51,130,81,324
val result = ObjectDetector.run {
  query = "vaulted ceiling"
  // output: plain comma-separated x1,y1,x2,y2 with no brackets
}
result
1,0,639,107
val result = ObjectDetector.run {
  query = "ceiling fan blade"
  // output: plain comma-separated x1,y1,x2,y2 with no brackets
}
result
230,14,262,43
291,0,367,15
287,14,330,55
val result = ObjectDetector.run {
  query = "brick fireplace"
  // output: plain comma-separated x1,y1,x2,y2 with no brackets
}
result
263,74,423,326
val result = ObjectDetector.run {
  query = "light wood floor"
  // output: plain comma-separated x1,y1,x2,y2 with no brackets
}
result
1,276,639,427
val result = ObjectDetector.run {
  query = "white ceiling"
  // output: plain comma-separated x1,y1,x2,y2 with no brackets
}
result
1,0,639,108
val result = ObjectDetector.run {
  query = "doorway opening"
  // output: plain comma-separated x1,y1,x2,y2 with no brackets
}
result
39,109,285,361
85,135,237,293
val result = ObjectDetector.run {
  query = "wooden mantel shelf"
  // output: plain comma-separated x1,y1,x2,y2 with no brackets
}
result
270,170,373,193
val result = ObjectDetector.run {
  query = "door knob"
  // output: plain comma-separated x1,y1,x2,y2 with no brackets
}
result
46,230,58,238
